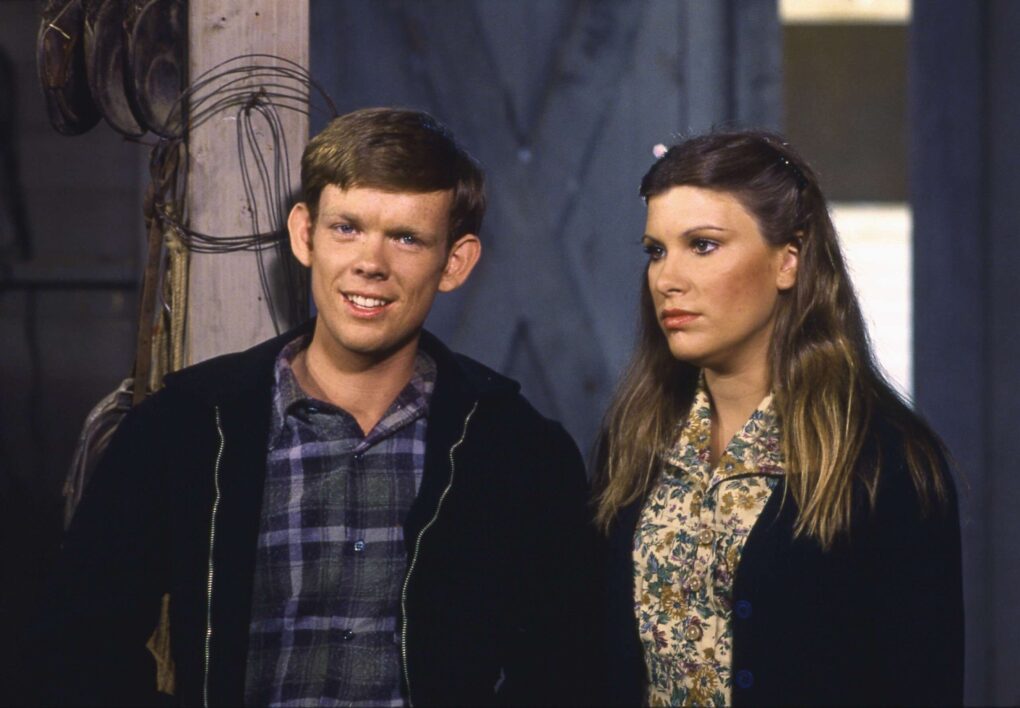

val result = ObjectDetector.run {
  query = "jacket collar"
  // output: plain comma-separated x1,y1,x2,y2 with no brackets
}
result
161,320,313,404
163,320,518,406
162,319,520,553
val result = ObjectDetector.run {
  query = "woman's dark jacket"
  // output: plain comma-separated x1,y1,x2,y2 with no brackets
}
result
34,323,599,706
604,421,964,706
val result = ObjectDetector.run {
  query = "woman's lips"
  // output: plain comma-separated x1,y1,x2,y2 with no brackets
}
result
660,309,699,330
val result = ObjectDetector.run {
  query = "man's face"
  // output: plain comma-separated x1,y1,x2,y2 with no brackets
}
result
289,184,480,369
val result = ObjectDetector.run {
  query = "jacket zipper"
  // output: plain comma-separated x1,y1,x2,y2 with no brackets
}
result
400,400,479,707
204,406,226,707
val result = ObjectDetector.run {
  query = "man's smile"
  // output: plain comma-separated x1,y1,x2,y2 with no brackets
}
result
343,291,393,309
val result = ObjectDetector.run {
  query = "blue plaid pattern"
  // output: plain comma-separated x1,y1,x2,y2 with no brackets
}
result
245,335,435,707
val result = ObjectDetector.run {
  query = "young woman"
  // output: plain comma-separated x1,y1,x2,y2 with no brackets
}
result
596,131,963,706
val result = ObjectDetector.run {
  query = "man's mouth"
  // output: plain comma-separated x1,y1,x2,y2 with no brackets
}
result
344,293,391,309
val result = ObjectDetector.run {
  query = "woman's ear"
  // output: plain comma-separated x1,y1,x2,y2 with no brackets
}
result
776,238,800,291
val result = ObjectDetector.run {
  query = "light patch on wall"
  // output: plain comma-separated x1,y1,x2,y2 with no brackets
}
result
831,203,912,398
780,0,910,24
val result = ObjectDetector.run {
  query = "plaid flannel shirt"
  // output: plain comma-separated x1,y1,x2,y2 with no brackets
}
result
245,336,435,707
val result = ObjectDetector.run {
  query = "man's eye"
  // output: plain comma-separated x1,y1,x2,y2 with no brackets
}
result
333,223,355,235
396,234,420,246
691,238,718,255
642,243,665,261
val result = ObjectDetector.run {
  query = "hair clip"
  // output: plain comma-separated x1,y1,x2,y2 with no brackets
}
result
777,154,808,190
652,143,668,159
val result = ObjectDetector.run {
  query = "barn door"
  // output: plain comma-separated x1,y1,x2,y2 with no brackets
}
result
312,0,781,454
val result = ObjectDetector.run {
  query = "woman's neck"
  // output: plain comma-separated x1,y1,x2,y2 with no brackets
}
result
703,366,770,464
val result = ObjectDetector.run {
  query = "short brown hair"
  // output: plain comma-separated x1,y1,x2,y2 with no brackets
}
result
301,108,486,243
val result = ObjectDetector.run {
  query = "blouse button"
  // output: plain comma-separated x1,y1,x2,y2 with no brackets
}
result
686,576,704,593
698,528,714,545
684,624,703,641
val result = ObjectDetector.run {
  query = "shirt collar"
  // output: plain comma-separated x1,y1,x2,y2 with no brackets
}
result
269,334,437,445
272,334,312,426
366,352,436,445
664,374,785,487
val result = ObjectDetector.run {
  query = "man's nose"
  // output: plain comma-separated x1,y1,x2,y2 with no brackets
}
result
352,235,389,280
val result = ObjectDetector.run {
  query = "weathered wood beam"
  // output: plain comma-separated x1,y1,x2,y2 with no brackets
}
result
185,0,308,364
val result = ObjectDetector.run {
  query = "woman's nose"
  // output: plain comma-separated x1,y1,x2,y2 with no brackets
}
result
651,254,688,295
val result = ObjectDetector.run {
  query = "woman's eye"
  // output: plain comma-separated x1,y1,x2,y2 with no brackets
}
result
691,238,718,255
642,243,665,261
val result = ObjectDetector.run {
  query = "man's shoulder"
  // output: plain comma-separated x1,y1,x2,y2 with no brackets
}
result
420,330,575,442
160,321,313,403
419,329,519,398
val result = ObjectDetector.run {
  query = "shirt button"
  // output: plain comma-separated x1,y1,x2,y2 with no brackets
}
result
353,539,365,553
735,669,754,689
353,452,364,462
698,528,714,545
686,576,704,593
683,624,703,641
342,630,355,641
735,599,752,619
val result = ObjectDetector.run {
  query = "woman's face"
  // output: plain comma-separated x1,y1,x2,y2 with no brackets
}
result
643,186,799,375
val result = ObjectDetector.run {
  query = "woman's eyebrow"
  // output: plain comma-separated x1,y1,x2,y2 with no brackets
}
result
680,224,727,236
645,225,727,241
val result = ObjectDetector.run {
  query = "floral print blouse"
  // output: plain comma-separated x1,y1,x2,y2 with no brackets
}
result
633,380,785,706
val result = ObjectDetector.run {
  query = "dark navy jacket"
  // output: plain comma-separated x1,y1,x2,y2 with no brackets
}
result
35,323,599,706
603,421,964,706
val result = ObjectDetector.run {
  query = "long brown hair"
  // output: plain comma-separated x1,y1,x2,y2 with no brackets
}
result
594,130,948,548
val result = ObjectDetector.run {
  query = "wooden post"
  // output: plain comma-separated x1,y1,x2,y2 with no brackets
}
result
185,1,308,364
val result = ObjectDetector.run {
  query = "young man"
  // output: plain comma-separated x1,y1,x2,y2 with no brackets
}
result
36,109,597,706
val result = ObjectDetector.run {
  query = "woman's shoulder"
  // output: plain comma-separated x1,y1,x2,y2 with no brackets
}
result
854,402,960,541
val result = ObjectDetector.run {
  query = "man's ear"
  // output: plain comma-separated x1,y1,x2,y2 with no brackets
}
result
776,238,800,291
288,202,313,267
439,234,482,293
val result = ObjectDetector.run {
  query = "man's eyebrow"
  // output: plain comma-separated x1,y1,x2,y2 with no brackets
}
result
318,211,360,223
383,225,423,237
